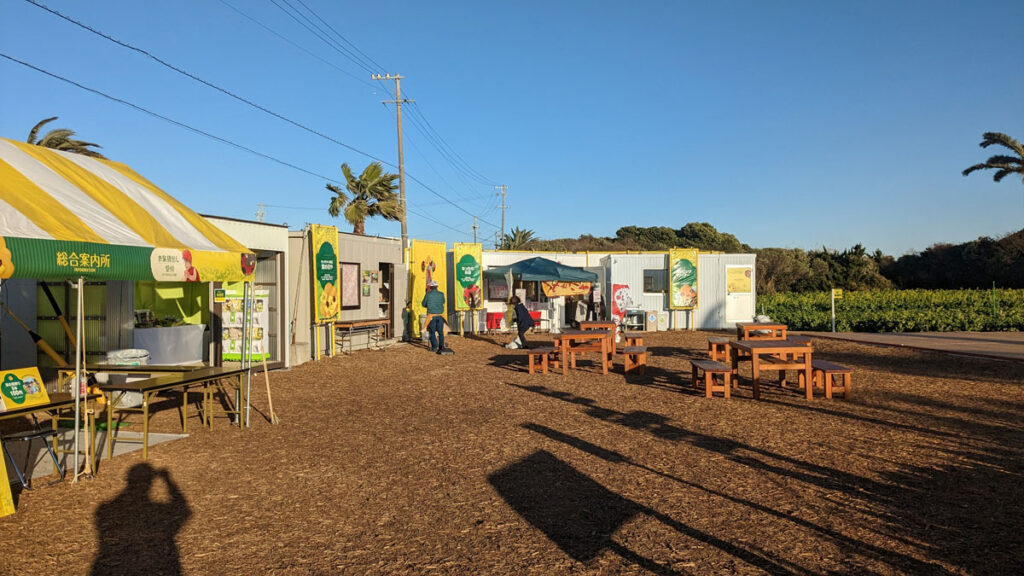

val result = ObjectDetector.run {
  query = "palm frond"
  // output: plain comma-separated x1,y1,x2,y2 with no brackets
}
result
27,116,58,144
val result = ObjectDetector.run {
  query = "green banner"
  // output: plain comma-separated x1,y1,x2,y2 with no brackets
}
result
1,236,153,281
453,243,482,310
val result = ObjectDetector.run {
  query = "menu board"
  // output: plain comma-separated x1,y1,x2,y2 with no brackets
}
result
221,285,270,362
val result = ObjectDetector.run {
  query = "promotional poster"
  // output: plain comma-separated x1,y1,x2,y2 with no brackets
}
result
310,224,340,323
669,248,699,310
453,243,482,311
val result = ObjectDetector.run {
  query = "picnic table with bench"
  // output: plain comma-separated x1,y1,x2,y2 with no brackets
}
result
728,339,813,400
735,322,788,341
99,366,247,460
557,329,610,375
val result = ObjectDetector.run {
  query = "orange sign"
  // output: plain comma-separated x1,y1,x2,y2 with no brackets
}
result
541,281,591,297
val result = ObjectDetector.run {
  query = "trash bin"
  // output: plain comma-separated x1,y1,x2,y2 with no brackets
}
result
103,349,151,408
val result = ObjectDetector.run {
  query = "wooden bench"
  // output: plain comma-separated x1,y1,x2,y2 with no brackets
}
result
707,336,729,362
524,347,557,374
335,319,389,353
690,358,733,398
622,346,648,375
812,359,852,399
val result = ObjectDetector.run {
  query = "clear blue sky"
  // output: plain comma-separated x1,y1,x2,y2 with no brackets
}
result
2,0,1021,256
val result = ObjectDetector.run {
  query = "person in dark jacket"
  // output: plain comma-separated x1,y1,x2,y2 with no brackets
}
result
422,280,446,353
510,295,535,349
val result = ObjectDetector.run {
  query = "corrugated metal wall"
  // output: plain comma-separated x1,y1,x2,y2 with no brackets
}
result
694,253,757,329
605,253,670,314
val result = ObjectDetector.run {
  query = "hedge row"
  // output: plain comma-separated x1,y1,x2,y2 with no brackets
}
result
757,289,1024,332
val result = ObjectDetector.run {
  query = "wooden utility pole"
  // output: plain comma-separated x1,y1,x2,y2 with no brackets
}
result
472,216,478,243
495,185,508,244
372,73,413,256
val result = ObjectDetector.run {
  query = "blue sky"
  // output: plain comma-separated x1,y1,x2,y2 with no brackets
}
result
1,0,1021,256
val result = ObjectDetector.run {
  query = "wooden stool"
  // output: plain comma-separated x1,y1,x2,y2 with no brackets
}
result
623,346,647,375
812,360,852,398
622,332,645,347
707,337,729,362
690,358,733,398
526,347,556,374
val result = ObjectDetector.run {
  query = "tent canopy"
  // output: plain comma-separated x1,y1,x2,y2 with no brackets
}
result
483,256,597,282
0,137,255,282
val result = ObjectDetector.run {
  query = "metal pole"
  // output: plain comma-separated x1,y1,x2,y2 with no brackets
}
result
831,289,836,333
72,277,83,481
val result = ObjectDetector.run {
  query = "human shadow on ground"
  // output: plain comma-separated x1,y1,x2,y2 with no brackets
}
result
508,382,1022,574
488,449,801,575
91,463,191,576
520,422,949,574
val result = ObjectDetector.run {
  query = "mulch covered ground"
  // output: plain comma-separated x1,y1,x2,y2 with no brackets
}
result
2,330,1022,575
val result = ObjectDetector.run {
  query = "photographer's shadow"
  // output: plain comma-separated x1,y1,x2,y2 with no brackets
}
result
91,463,191,576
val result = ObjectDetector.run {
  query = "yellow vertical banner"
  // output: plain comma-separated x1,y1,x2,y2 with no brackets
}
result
410,240,448,336
1,455,13,517
452,243,482,311
310,225,340,323
669,248,699,310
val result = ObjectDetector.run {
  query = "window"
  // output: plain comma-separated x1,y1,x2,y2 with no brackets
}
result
643,269,667,294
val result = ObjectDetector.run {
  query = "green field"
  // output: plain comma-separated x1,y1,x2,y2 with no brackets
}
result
757,289,1024,332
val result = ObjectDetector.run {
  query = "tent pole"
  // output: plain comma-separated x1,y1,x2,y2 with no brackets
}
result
72,277,83,482
244,281,253,427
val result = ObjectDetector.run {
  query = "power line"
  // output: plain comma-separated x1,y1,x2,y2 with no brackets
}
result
215,0,377,90
22,0,502,229
0,52,342,184
3,51,472,240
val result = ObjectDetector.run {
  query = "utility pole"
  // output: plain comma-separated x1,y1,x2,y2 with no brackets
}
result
494,231,500,249
472,216,478,244
372,73,413,257
495,184,508,243
255,203,264,222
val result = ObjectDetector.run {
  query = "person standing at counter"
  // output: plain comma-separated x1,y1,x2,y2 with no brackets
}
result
510,295,535,350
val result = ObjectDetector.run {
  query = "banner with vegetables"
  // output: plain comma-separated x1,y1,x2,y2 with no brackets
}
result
669,248,699,310
310,225,340,323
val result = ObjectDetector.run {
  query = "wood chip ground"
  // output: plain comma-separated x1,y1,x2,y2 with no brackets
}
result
2,331,1022,575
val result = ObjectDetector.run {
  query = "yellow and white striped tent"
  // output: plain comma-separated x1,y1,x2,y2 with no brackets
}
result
0,137,254,282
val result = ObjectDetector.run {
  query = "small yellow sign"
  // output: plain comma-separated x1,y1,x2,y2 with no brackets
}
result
0,367,50,412
833,289,844,299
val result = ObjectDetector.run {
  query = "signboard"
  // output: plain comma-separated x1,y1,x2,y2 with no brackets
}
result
541,281,591,298
832,288,844,299
410,240,448,336
668,248,699,310
453,243,482,310
310,225,340,323
0,367,49,412
221,285,270,362
609,284,631,332
726,266,753,294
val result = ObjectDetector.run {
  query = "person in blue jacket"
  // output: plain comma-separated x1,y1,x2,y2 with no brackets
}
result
422,280,446,353
510,295,535,349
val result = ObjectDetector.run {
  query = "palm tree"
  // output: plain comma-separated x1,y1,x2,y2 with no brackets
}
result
326,162,402,235
27,116,107,158
500,227,538,249
962,132,1024,185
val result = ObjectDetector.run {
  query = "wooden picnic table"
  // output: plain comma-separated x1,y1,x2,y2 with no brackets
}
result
99,367,247,460
728,339,813,400
579,321,617,360
558,329,610,376
735,322,788,341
